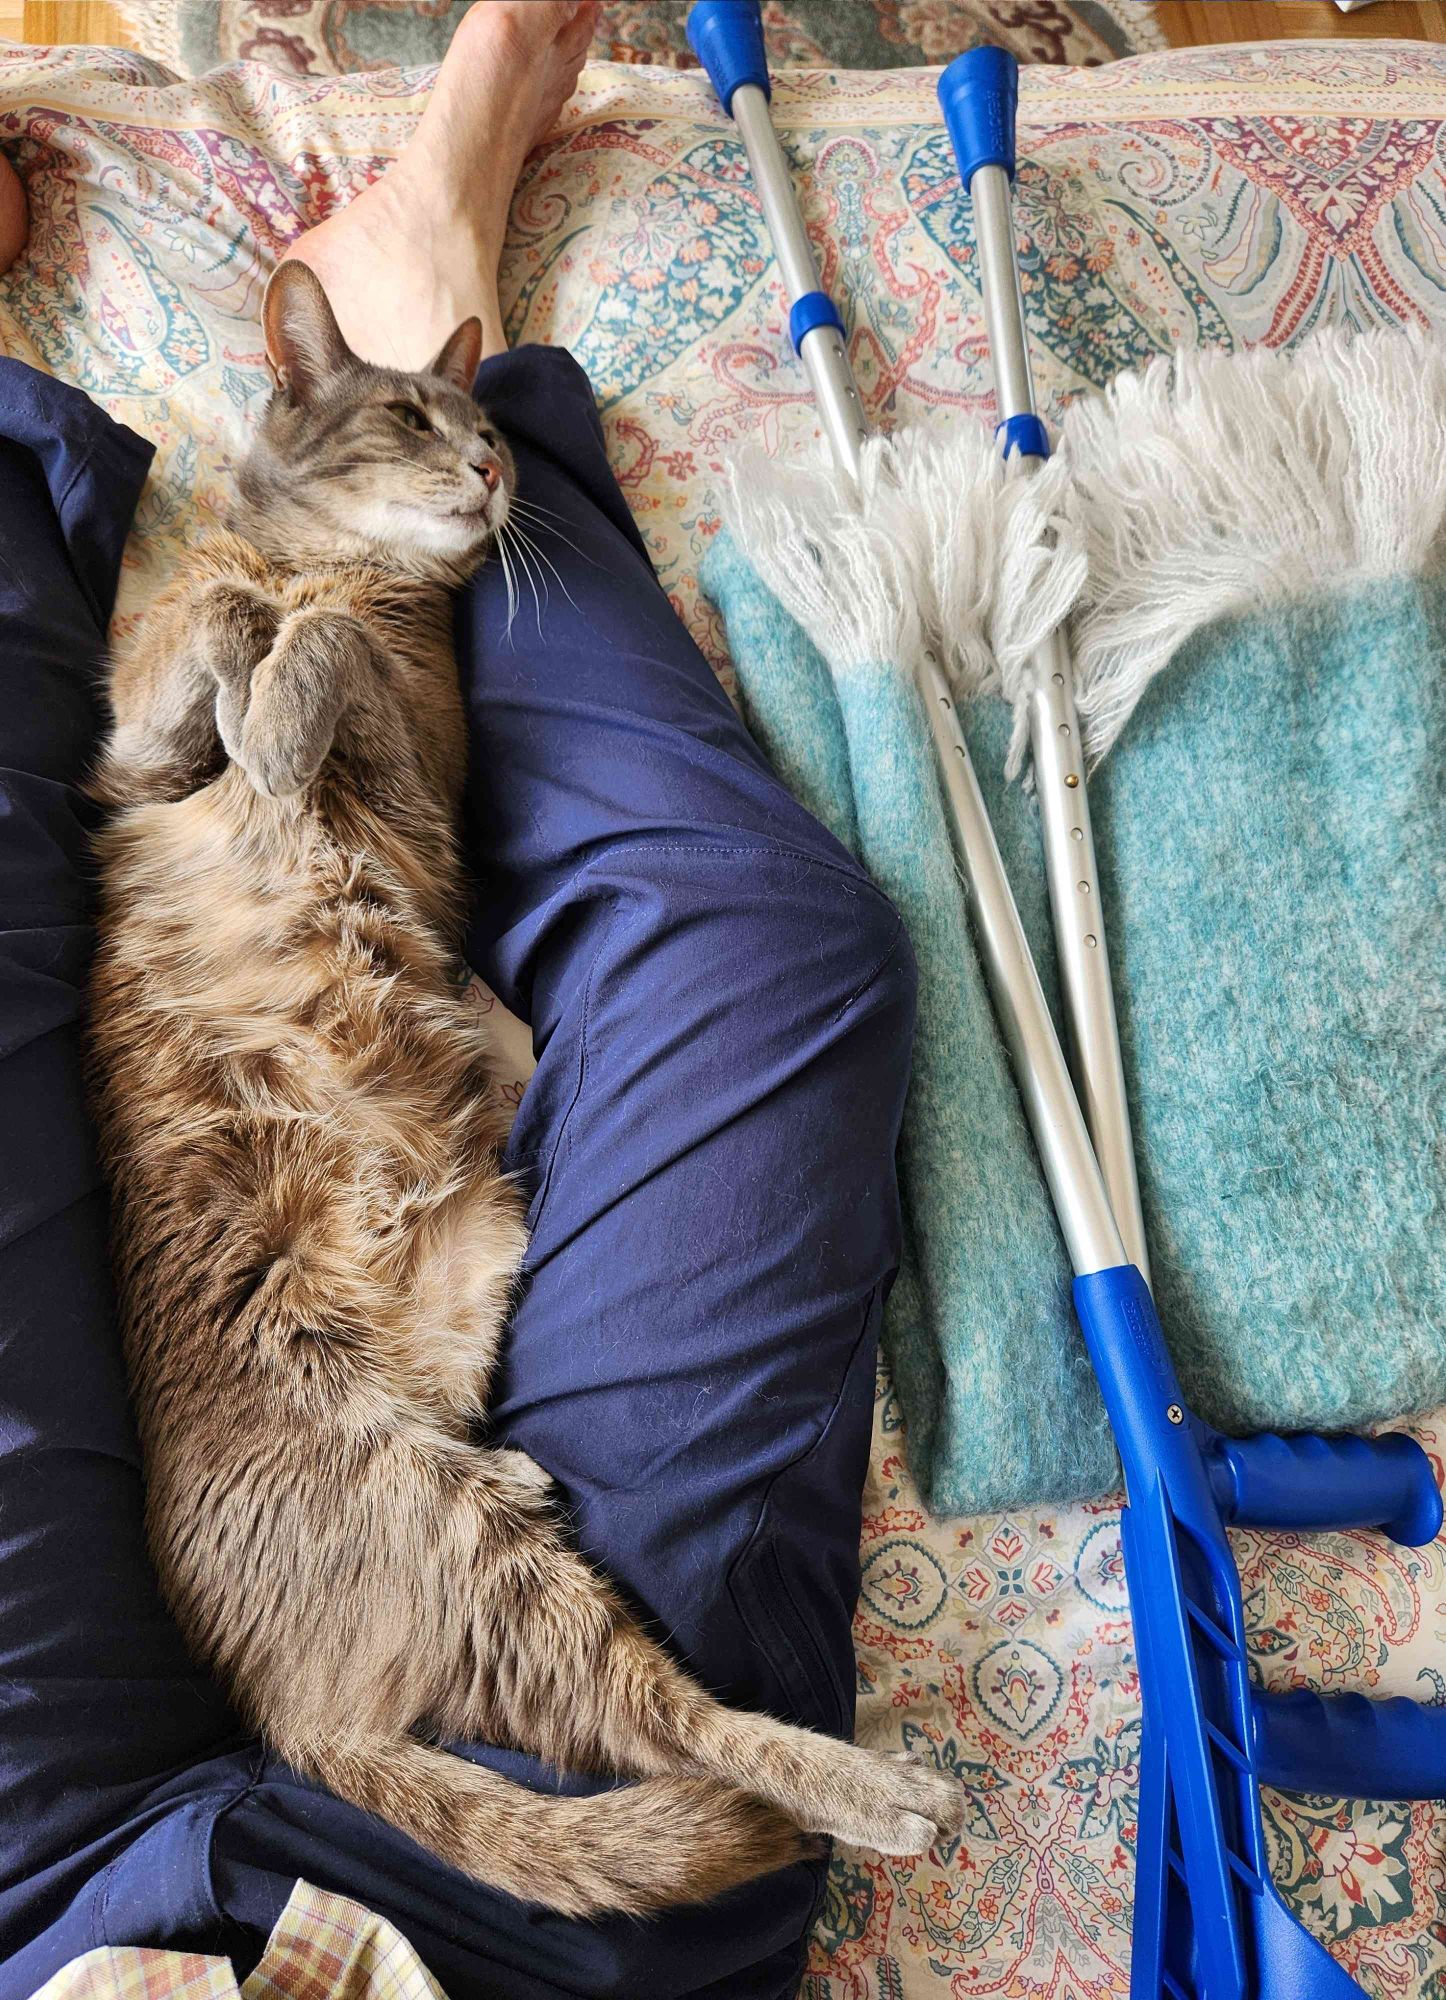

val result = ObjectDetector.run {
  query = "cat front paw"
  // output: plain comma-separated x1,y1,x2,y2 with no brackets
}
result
198,580,282,749
196,579,280,676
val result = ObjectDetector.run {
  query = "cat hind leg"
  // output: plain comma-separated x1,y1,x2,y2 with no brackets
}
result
438,1483,968,1860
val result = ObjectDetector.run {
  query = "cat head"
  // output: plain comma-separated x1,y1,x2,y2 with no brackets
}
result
232,261,513,583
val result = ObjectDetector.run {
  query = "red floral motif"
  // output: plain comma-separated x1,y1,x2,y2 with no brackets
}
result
863,1500,929,1541
237,27,320,74
959,1521,1069,1629
1210,116,1438,254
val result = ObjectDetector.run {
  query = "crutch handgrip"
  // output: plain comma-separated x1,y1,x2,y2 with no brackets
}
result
686,0,769,114
938,45,1018,189
1209,1429,1442,1547
1253,1688,1446,1800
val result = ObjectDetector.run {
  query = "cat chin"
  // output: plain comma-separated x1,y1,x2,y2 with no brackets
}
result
341,497,493,570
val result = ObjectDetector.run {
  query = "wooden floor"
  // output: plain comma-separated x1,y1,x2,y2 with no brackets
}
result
1157,1,1446,40
0,0,1444,54
1,2,135,43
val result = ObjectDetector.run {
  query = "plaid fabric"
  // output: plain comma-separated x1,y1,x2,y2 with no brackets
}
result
32,1956,237,2000
34,1884,447,2000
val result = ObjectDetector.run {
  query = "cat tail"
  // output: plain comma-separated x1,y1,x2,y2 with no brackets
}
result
292,1735,812,1917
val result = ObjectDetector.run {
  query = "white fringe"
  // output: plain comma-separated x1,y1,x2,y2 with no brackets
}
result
720,330,1446,781
984,453,1084,779
719,424,1082,779
719,435,926,683
1060,326,1446,764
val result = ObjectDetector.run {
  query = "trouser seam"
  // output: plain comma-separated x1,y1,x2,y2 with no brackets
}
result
826,910,911,1030
525,924,603,1238
726,1285,884,1736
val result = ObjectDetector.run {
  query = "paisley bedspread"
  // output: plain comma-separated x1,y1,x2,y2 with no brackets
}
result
2,36,1444,1999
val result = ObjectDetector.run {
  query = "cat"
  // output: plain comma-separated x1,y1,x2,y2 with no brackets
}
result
86,259,965,1918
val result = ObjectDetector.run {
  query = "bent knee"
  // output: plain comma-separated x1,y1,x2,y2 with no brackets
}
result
513,839,918,1203
791,860,916,1050
636,840,917,1073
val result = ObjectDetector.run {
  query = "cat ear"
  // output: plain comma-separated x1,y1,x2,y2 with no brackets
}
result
262,261,354,402
425,318,483,392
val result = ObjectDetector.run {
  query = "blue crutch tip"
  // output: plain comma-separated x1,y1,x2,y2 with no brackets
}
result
939,44,1019,188
687,1,770,116
997,413,1049,461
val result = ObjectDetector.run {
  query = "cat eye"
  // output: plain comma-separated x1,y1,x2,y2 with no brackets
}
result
478,427,497,447
388,403,433,433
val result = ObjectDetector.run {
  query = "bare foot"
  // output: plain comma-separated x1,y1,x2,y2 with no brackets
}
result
283,1,596,371
0,153,27,276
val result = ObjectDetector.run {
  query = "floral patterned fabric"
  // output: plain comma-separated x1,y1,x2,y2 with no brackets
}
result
1,37,1445,2000
114,0,1164,84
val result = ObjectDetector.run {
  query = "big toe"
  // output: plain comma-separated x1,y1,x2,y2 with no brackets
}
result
462,1,593,57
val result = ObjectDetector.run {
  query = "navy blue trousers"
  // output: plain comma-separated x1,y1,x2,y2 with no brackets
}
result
0,346,915,2000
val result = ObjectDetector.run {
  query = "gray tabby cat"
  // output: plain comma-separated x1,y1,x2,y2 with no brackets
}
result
87,260,966,1916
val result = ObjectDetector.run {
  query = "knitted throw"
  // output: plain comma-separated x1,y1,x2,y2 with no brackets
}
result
705,329,1446,1516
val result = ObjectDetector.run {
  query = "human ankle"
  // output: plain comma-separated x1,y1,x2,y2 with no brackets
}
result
403,100,521,245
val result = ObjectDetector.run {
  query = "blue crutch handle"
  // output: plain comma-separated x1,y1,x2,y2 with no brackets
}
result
1210,1429,1442,1547
938,45,1018,189
1254,1688,1446,1800
686,1,769,114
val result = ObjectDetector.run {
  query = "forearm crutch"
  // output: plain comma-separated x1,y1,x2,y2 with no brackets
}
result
687,9,1446,1997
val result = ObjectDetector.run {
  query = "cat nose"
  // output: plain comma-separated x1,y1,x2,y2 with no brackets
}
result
478,461,500,493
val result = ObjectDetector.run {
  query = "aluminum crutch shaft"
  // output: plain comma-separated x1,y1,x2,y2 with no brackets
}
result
942,51,1150,1282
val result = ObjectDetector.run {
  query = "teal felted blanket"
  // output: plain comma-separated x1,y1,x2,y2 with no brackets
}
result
704,533,1116,1510
704,331,1446,1517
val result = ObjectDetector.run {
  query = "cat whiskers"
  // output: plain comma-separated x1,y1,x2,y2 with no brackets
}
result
506,497,596,568
496,522,544,638
493,528,521,641
496,519,579,637
505,519,580,622
507,525,557,627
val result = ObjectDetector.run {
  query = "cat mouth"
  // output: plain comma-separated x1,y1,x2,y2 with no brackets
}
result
448,498,502,524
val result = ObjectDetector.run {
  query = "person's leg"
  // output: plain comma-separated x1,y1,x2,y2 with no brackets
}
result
283,0,598,366
0,362,245,1989
444,337,918,1998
